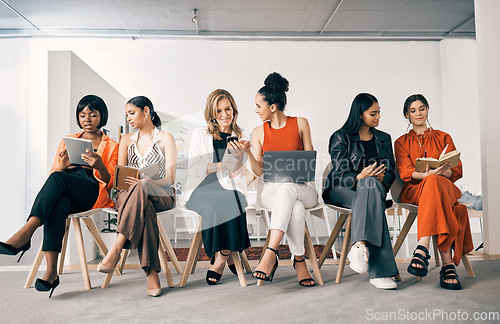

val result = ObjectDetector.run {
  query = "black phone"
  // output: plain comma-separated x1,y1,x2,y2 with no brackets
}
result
227,136,239,154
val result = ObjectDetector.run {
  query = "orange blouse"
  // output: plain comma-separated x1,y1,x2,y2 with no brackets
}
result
394,129,462,185
262,116,303,152
50,131,119,209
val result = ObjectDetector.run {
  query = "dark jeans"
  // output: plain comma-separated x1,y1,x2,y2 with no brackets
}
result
323,177,399,279
29,168,99,252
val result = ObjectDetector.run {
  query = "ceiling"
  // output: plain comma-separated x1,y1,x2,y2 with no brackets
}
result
0,0,475,41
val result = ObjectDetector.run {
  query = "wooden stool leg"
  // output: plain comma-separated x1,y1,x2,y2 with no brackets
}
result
431,235,440,267
191,240,203,275
179,217,202,287
118,249,129,274
304,223,324,286
24,242,44,289
462,254,475,278
158,238,174,288
318,213,347,268
82,217,120,276
231,251,247,287
241,251,252,274
336,213,352,283
72,218,91,289
158,217,182,274
392,211,417,256
58,218,71,275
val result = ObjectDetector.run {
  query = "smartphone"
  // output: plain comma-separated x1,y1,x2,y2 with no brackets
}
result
227,136,239,154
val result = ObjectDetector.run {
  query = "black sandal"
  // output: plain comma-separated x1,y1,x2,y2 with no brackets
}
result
252,247,279,282
440,264,462,290
407,245,431,277
293,258,316,287
206,251,230,285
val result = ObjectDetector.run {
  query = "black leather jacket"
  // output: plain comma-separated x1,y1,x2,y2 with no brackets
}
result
323,128,396,194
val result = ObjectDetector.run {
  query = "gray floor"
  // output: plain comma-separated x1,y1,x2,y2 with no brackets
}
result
0,258,499,324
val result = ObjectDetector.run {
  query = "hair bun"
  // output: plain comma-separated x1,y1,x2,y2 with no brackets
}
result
264,72,289,92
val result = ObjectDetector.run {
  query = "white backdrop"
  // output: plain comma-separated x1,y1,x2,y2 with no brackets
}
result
0,37,481,259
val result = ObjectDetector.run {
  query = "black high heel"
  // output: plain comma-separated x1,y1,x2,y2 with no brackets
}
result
0,241,31,262
206,251,231,285
228,263,238,276
293,258,316,287
35,276,60,298
252,247,279,282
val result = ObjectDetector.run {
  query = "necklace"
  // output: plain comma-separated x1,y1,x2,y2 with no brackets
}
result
138,130,154,144
359,131,373,141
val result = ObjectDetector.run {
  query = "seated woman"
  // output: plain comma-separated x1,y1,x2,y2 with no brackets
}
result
181,89,251,285
245,72,317,287
322,93,398,290
98,96,176,297
394,94,473,290
0,95,118,297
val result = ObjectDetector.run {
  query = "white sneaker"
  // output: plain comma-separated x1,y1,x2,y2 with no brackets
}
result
347,244,368,274
370,277,397,290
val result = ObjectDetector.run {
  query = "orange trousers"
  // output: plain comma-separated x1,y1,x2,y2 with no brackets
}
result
400,174,473,265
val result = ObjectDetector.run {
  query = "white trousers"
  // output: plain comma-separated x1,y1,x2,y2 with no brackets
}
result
260,182,318,256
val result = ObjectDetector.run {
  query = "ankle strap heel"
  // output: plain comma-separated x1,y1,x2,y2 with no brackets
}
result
266,246,279,256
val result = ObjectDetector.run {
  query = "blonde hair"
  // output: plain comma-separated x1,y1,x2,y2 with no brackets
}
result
205,89,243,140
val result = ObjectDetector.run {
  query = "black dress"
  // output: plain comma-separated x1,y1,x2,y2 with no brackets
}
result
186,132,251,258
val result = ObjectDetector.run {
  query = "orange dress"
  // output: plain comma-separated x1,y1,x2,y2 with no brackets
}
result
394,129,473,265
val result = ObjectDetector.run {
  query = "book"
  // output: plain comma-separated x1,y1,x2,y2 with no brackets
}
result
113,163,161,190
415,145,461,173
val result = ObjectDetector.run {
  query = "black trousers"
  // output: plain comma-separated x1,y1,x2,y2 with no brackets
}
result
323,177,399,279
29,168,99,252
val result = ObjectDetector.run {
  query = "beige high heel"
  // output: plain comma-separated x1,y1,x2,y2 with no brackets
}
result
97,261,115,274
147,288,161,297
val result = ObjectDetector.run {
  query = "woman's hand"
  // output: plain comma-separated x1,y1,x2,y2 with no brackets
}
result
425,163,452,178
124,175,141,187
238,140,252,154
413,163,452,180
355,163,386,182
227,140,249,160
58,149,71,171
81,149,105,170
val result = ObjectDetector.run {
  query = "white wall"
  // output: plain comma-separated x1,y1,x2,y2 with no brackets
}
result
475,0,500,255
440,39,481,194
26,38,446,169
0,36,485,263
0,39,28,240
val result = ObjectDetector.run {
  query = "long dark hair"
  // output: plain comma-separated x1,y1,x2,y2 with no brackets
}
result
258,72,289,111
340,93,378,135
127,96,162,128
76,95,108,129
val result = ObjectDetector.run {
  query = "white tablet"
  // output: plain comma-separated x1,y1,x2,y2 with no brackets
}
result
63,137,94,166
